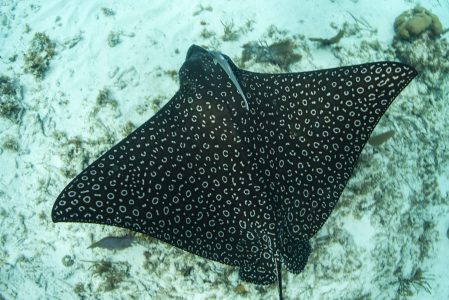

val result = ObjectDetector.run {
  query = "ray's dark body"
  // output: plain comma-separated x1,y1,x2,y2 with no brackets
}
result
52,45,417,299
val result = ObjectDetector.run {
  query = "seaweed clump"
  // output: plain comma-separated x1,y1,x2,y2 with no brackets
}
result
89,259,130,292
23,32,56,79
101,7,115,17
221,20,240,41
0,75,24,122
234,283,248,296
107,31,121,47
395,267,432,298
1,136,20,152
241,39,301,70
95,88,118,110
310,29,345,46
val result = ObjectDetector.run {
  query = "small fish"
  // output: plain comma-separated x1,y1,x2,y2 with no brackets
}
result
88,234,134,250
209,50,249,110
368,129,395,146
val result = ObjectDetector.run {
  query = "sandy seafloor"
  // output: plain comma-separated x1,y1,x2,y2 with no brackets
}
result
0,0,448,299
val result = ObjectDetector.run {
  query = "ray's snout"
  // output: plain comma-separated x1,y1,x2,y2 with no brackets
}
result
185,44,208,61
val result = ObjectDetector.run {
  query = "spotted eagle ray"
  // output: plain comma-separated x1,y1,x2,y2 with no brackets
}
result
52,44,417,299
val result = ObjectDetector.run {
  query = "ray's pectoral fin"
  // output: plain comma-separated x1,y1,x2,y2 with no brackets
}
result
277,61,418,244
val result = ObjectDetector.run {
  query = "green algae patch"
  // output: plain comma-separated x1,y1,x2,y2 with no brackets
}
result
95,88,118,110
23,32,56,79
90,88,120,117
88,259,130,292
107,31,121,47
0,75,24,122
1,136,20,152
101,7,116,17
121,121,136,137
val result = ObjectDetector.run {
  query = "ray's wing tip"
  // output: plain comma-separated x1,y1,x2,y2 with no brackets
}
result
409,65,419,78
399,61,418,78
51,193,66,223
384,60,418,78
51,203,61,223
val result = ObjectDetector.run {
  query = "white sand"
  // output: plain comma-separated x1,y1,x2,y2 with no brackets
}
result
0,0,448,299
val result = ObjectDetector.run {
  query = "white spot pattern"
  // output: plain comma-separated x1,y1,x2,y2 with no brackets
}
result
52,45,417,285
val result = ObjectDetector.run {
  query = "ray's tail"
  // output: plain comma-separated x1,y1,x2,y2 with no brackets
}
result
276,258,283,300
